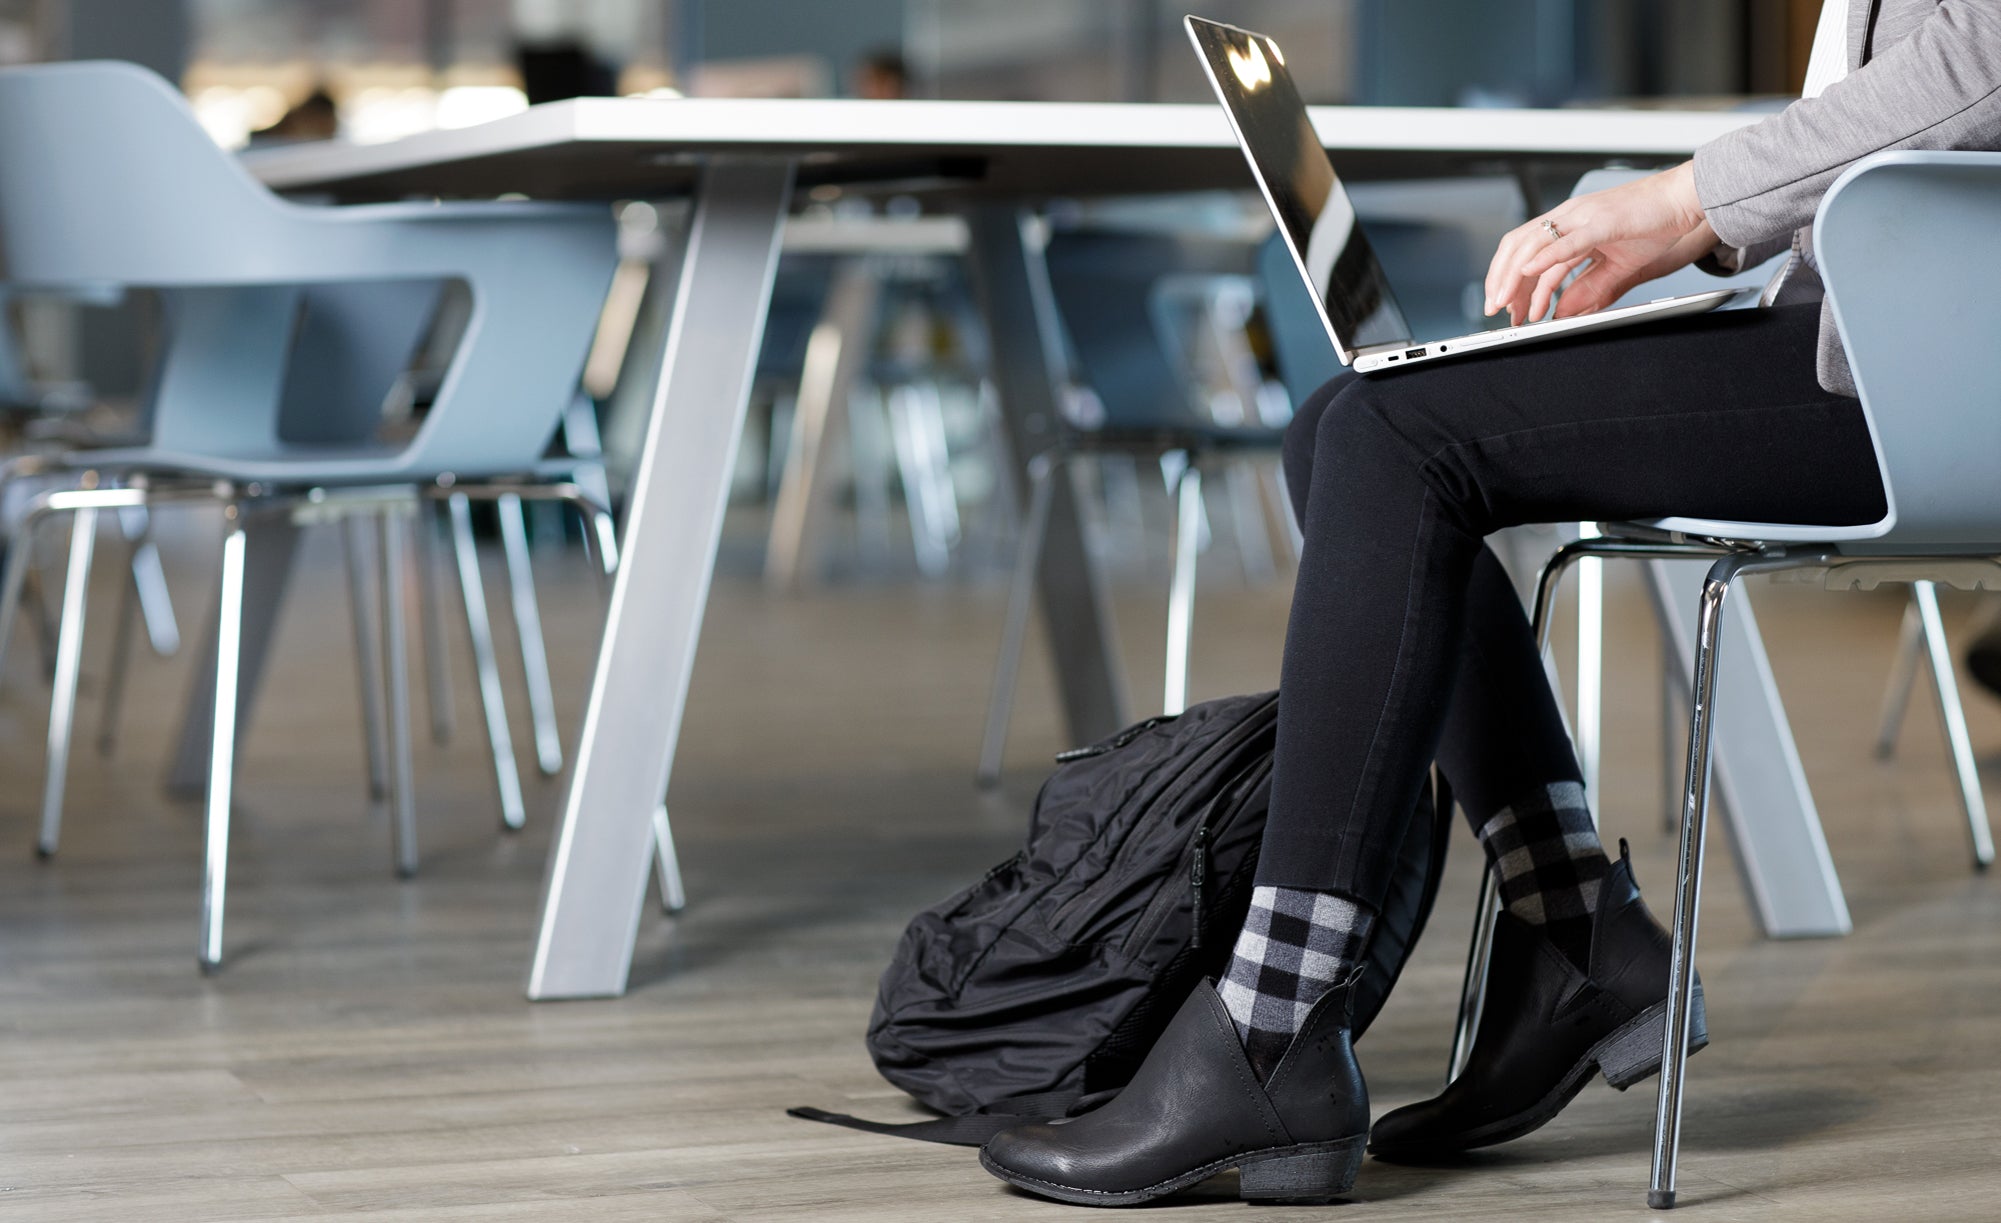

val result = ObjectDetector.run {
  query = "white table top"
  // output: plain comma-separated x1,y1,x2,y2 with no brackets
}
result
246,97,1760,202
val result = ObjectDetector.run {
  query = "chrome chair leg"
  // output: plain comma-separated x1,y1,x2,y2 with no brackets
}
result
977,453,1056,788
1164,458,1203,716
199,506,250,975
123,505,179,656
38,506,97,858
378,509,418,878
0,515,36,683
412,499,456,745
1649,554,1748,1210
559,393,620,576
651,803,687,914
21,562,60,682
1874,593,1924,758
1914,581,1995,869
914,382,963,558
95,507,179,728
98,514,151,758
887,384,949,578
342,515,391,801
447,493,525,831
1576,525,1604,804
497,492,563,777
1444,845,1504,1077
1661,632,1683,833
589,509,620,580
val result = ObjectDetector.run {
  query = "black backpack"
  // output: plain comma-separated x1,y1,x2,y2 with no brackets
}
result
790,690,1452,1145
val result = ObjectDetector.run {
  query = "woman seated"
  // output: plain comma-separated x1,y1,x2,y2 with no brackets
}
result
982,0,2001,1206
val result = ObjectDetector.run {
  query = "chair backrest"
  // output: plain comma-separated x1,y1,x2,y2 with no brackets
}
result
0,60,617,481
275,281,446,445
1816,150,2001,549
1042,229,1257,431
0,61,292,286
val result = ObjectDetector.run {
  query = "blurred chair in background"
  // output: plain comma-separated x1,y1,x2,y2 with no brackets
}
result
763,220,994,587
0,59,620,971
978,227,1285,784
0,285,182,687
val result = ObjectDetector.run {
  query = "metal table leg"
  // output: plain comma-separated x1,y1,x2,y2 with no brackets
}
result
963,205,1128,745
528,160,795,1000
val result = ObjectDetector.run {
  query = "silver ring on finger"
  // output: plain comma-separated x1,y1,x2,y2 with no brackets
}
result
1540,218,1563,242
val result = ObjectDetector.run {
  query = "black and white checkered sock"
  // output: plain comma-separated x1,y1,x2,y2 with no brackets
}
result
1217,886,1373,1082
1475,780,1610,970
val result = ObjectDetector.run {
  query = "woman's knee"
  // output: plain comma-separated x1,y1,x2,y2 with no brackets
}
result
1307,372,1415,470
1281,371,1360,501
1296,373,1484,523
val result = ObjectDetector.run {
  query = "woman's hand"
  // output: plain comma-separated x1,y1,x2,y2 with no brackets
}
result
1483,161,1716,326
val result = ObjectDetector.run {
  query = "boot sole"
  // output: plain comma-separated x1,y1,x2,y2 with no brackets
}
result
1369,983,1708,1161
980,1133,1366,1207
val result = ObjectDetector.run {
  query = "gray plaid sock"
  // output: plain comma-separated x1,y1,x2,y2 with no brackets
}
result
1217,886,1372,1082
1475,780,1610,969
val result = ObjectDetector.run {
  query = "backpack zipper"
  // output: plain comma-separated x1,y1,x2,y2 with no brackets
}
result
1188,823,1209,950
1115,755,1269,958
1053,714,1178,763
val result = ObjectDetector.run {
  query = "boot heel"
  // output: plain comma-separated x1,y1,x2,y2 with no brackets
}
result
1598,981,1709,1091
1238,1137,1365,1204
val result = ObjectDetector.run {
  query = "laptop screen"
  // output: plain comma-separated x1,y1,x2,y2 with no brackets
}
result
1187,16,1410,363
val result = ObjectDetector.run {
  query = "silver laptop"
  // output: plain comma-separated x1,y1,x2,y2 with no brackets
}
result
1186,15,1744,374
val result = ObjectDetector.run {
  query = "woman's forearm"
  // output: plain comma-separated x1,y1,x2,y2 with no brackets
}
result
1694,0,2001,246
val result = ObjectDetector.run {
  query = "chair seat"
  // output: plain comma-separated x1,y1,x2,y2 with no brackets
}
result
1641,514,1890,545
68,444,562,488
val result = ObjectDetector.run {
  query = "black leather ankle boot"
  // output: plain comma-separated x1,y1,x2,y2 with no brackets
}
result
979,974,1370,1206
1369,843,1707,1160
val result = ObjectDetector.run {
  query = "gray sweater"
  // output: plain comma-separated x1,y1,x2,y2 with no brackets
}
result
1691,0,2001,394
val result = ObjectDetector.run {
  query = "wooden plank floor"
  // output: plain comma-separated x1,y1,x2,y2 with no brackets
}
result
3,511,2001,1220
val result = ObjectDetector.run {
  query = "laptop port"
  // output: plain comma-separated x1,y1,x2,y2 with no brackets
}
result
1405,347,1426,359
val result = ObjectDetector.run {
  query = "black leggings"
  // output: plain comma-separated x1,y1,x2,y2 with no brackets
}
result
1262,302,1886,904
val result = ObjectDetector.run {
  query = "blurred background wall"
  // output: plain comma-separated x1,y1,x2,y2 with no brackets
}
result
0,0,1827,149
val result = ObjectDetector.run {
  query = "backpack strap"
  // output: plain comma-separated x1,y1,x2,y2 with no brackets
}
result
784,1107,1025,1146
786,1088,1120,1147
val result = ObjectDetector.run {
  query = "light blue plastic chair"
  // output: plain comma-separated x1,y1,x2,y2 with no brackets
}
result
0,60,619,971
1467,151,2001,1209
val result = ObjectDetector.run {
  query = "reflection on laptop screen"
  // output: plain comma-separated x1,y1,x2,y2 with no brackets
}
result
1188,18,1410,360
